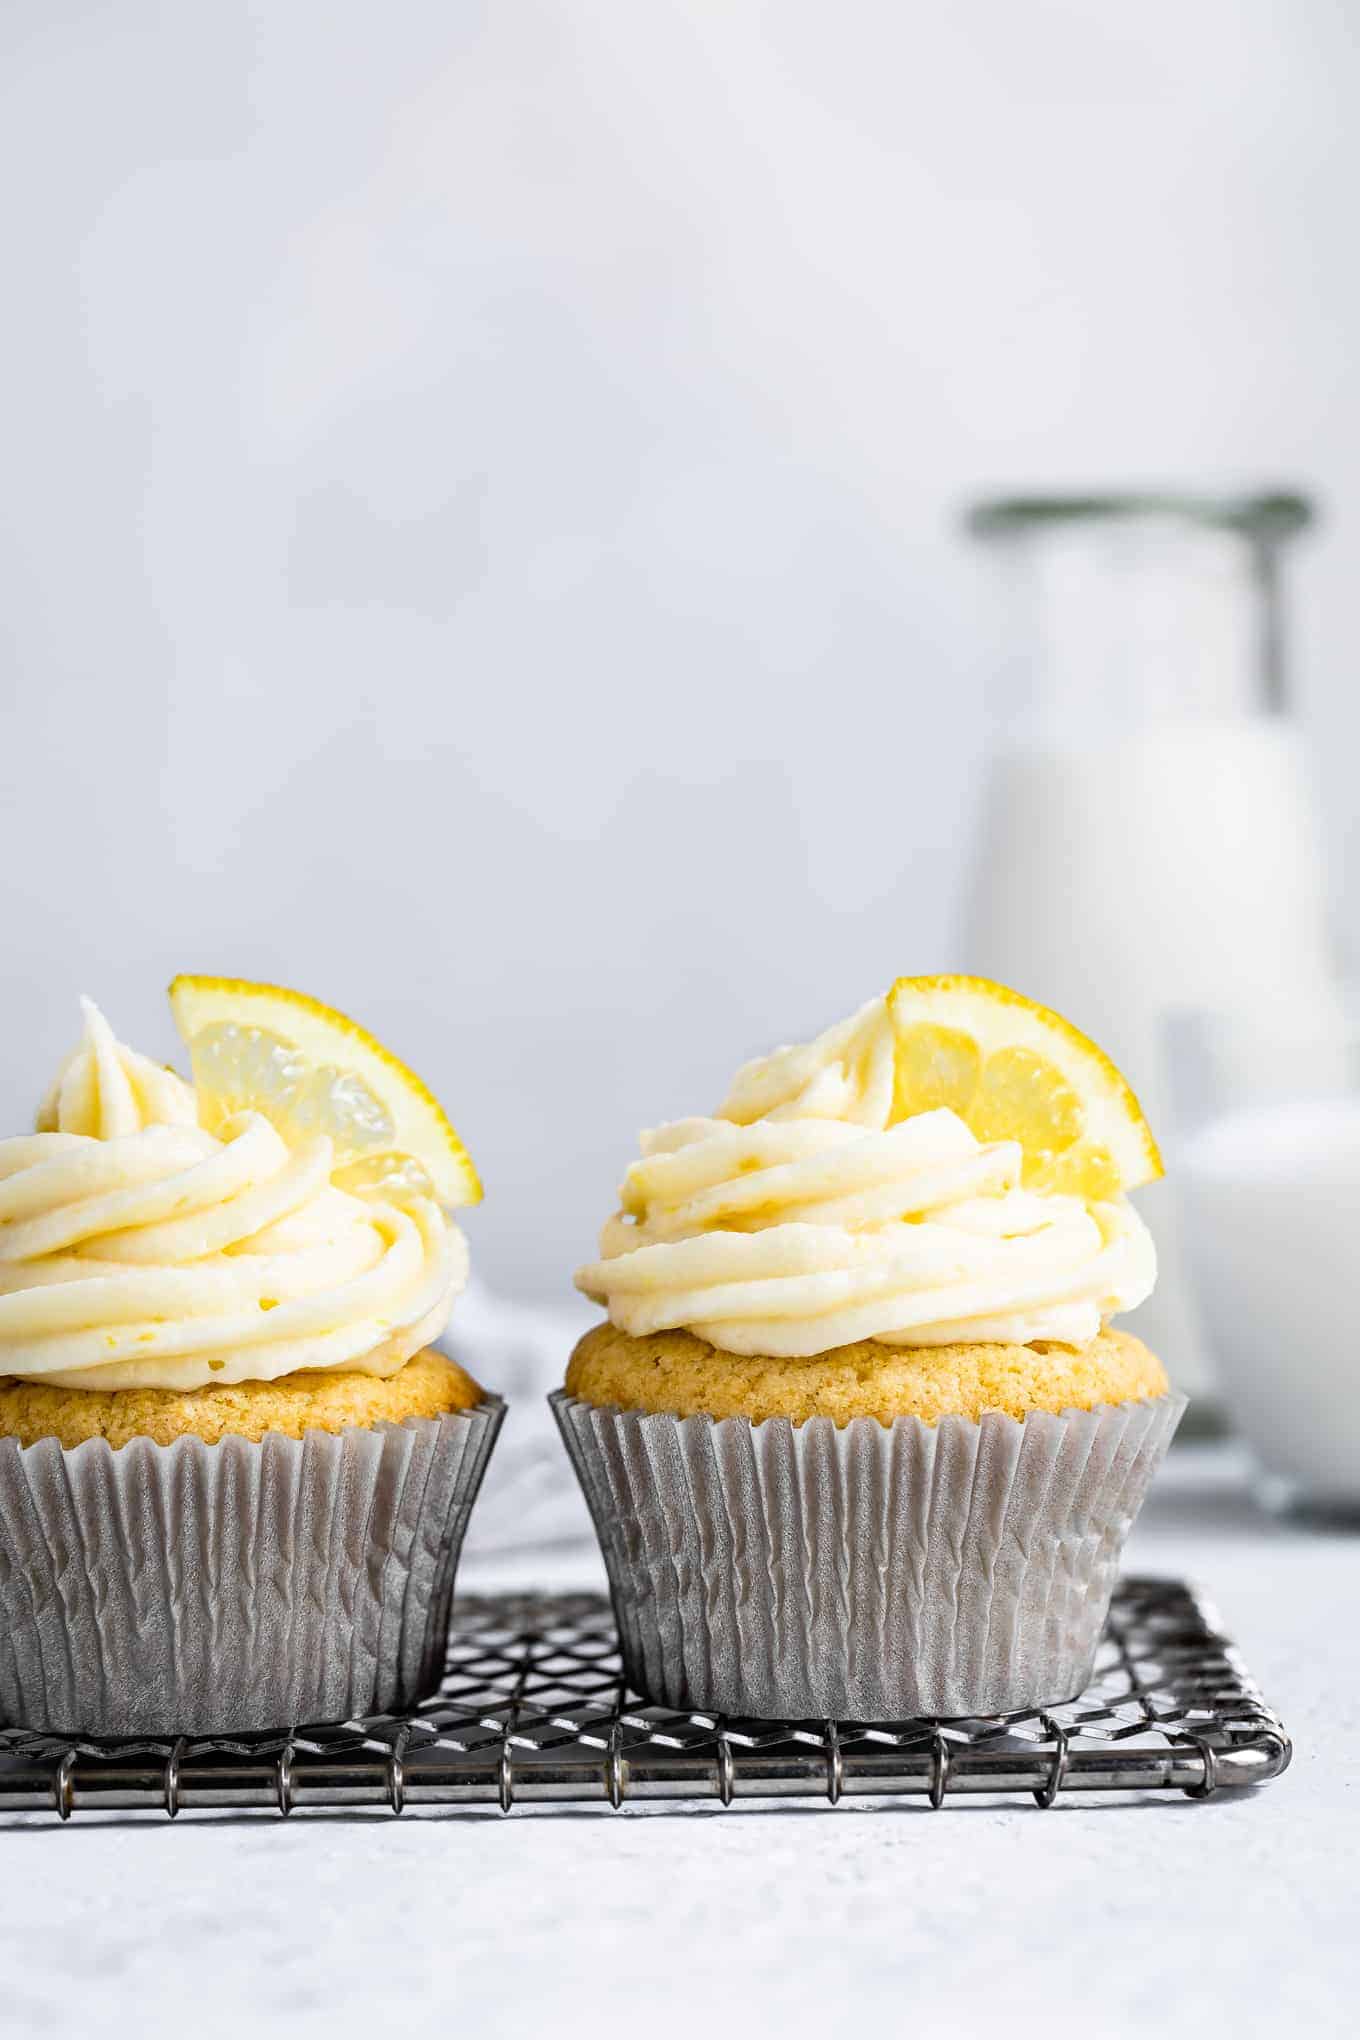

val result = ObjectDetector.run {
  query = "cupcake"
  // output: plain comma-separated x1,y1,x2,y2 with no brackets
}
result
556,976,1184,1719
0,979,501,1735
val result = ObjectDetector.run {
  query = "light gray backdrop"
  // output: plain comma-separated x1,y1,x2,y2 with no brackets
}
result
2,0,1356,1295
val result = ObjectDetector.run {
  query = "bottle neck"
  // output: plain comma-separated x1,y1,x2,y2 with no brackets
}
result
981,515,1286,737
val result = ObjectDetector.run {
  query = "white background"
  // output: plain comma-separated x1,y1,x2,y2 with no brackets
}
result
2,0,1357,1295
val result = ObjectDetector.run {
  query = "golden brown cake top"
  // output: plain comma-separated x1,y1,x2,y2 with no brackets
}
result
566,1321,1167,1428
0,1347,483,1450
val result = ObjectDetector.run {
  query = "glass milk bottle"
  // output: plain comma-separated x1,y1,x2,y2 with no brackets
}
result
960,492,1341,1399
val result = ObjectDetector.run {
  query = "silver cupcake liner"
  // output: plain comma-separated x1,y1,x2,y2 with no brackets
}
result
0,1395,504,1736
552,1388,1185,1718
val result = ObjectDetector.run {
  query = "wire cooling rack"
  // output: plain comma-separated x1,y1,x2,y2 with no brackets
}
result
0,1576,1288,1820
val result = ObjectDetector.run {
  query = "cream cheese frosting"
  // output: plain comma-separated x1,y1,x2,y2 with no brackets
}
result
576,996,1156,1357
0,1000,467,1391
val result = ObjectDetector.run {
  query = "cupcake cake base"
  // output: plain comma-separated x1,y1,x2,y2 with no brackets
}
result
0,1352,502,1736
555,1329,1183,1720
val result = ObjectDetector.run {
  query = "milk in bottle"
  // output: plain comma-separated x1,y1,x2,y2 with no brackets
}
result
960,494,1341,1396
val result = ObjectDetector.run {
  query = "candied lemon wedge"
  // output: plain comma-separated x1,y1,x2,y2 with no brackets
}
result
168,975,482,1208
887,975,1161,1199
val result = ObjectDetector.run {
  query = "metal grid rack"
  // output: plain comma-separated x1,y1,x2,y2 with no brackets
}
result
0,1576,1289,1820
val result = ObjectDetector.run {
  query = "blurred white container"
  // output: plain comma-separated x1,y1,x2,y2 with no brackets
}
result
1173,1013,1360,1516
961,493,1344,1399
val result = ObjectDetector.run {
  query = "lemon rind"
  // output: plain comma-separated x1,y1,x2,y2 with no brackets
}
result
887,973,1163,1190
167,975,483,1207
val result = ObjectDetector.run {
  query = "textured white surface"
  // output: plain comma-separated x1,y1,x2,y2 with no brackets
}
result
1,1444,1355,2039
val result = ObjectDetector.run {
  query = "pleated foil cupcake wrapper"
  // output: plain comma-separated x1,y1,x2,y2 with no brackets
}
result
553,1389,1185,1719
0,1395,503,1737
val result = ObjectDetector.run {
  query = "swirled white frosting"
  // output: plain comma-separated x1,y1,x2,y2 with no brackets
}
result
576,997,1155,1357
0,1000,467,1391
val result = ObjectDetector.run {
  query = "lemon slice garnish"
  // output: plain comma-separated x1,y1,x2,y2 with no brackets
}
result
887,975,1161,1200
168,976,482,1208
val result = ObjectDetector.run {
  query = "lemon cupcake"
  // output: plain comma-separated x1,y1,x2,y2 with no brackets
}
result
0,981,502,1735
556,977,1184,1719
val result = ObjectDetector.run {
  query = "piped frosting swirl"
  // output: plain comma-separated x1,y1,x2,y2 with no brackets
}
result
576,997,1155,1357
0,1001,466,1390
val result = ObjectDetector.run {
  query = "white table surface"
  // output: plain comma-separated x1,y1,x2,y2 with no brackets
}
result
2,1443,1355,2040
